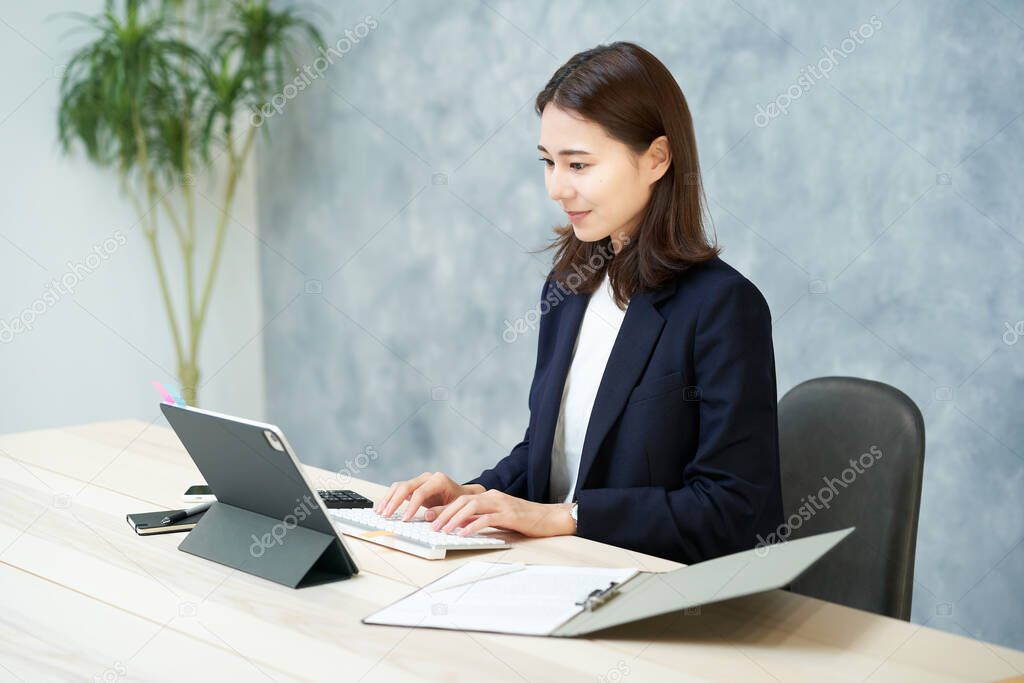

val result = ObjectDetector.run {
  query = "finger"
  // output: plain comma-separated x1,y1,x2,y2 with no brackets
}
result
380,472,431,517
459,513,499,536
440,499,482,533
426,506,480,524
433,489,496,530
403,479,440,521
431,496,468,530
392,472,437,517
373,482,399,514
380,483,413,518
431,495,471,531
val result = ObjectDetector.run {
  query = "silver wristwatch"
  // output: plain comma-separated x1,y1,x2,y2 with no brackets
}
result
569,502,578,525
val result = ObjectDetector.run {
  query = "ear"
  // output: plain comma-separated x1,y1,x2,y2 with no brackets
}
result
645,135,672,183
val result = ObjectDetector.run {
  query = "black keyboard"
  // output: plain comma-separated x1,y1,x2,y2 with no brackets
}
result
318,489,374,509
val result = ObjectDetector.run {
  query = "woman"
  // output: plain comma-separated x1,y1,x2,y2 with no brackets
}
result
374,41,784,564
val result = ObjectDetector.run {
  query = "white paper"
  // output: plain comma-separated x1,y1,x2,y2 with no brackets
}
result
363,561,639,636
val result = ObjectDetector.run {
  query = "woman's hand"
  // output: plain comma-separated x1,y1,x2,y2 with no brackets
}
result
373,471,484,522
428,489,576,538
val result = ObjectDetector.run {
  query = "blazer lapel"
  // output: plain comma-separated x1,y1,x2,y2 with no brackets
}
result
528,289,588,502
570,281,677,501
528,276,679,503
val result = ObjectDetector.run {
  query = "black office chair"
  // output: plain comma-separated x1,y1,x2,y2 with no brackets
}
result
777,376,925,620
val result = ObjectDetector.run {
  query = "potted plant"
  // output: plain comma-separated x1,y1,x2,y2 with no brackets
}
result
57,0,323,405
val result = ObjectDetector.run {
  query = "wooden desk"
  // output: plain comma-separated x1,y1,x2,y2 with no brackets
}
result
1,420,1021,682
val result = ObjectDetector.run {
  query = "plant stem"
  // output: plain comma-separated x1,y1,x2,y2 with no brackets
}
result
131,107,187,381
191,124,253,359
160,194,187,247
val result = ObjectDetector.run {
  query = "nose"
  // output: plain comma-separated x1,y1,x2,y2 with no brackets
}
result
546,167,574,203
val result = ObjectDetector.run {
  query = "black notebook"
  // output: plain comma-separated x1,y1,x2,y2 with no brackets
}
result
127,509,207,535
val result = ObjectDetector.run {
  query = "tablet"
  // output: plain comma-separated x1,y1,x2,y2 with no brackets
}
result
159,402,359,586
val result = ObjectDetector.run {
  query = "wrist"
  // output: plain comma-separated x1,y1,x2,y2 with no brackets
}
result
556,502,577,536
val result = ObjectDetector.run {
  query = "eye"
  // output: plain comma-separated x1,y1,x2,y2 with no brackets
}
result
537,158,588,172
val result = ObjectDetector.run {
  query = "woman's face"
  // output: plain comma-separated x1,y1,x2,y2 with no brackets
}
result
538,104,670,252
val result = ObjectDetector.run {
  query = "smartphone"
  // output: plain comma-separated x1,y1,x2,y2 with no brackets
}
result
182,484,216,503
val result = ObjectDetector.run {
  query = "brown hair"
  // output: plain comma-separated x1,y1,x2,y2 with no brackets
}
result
534,41,720,309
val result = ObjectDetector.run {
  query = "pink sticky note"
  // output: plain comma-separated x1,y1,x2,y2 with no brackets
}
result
151,380,177,405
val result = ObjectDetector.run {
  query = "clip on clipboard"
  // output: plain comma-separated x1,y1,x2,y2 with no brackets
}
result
363,526,855,637
576,581,621,611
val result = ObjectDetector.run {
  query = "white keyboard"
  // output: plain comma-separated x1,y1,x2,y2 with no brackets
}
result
329,507,510,560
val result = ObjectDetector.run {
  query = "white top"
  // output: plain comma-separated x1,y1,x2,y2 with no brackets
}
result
548,271,629,504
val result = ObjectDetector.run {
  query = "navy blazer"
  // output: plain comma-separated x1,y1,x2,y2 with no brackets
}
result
465,256,784,564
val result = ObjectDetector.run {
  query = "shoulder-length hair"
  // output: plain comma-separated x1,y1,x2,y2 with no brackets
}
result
534,41,720,309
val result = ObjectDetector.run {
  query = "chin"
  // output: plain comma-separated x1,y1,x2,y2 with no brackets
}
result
572,225,602,242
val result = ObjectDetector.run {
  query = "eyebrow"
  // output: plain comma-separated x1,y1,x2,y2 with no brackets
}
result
537,144,592,156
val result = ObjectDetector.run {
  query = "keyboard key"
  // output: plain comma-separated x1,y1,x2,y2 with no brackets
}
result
318,489,374,509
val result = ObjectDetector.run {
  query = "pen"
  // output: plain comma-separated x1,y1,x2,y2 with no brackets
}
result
161,501,213,525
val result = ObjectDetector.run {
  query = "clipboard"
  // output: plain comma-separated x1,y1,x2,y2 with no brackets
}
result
362,527,854,637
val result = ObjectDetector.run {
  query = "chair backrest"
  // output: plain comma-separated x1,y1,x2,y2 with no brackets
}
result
777,376,925,620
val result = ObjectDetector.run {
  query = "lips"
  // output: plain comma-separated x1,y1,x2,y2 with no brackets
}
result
566,210,590,221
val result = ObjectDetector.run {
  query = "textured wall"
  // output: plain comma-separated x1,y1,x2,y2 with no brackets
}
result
255,0,1024,651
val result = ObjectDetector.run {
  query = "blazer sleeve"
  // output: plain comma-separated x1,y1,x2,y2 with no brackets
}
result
574,276,783,564
462,279,551,499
